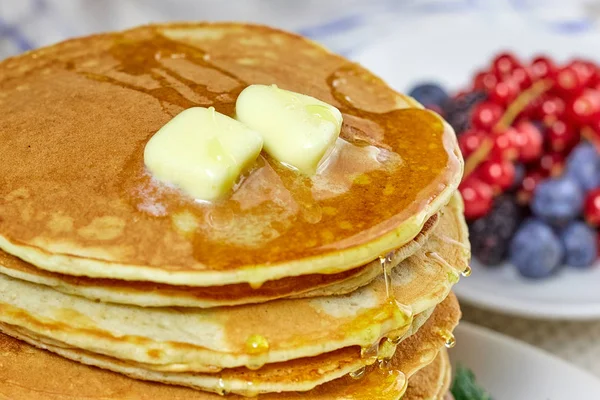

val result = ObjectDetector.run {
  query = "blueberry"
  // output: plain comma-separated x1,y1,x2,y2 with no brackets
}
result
531,176,584,227
509,219,564,279
408,83,449,108
441,91,486,135
470,194,524,266
560,221,598,268
565,142,600,191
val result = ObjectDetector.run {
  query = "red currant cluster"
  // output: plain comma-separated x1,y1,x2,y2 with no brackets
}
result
409,52,600,274
456,54,600,221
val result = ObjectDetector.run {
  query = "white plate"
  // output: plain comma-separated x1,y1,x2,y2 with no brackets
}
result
451,322,600,399
455,261,600,320
353,10,600,320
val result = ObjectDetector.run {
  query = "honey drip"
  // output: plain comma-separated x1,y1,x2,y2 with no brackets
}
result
379,253,394,298
462,265,472,277
427,251,457,272
216,378,229,396
435,233,470,251
245,334,270,370
439,330,456,348
349,366,367,380
360,342,379,366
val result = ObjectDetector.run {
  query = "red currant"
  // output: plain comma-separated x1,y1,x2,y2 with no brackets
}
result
473,71,498,93
491,128,519,160
538,96,566,125
460,177,494,220
458,129,487,158
584,189,600,226
554,66,585,98
538,152,566,177
471,101,503,130
546,120,579,152
568,59,597,87
513,121,543,162
530,56,556,80
509,66,532,89
568,89,600,126
489,79,520,106
492,52,520,78
478,159,516,192
517,169,545,204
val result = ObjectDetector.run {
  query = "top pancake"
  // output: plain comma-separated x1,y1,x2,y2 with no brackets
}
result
0,23,462,286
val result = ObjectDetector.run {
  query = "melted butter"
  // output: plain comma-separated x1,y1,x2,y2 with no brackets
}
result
70,30,454,269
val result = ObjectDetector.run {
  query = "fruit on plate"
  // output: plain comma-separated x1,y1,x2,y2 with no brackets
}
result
409,53,600,279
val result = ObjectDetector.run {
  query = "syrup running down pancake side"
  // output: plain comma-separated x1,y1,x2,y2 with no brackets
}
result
0,23,462,287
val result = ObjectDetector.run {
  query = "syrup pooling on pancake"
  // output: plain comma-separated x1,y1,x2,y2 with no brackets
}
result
0,24,461,285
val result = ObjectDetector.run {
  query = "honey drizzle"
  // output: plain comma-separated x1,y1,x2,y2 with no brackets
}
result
439,330,456,348
435,233,470,251
63,29,455,270
244,334,270,370
427,251,458,272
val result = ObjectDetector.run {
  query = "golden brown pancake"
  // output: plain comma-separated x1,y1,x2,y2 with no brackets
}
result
0,194,468,375
0,23,462,286
0,213,438,308
0,293,460,398
403,349,451,400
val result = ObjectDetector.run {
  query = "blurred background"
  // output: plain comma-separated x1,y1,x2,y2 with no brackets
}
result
2,0,600,377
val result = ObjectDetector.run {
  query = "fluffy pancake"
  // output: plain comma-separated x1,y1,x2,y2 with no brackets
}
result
403,349,451,400
0,22,462,286
0,194,468,374
0,293,460,398
0,214,438,308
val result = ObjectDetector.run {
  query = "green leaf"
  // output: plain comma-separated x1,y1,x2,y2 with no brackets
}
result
450,364,492,400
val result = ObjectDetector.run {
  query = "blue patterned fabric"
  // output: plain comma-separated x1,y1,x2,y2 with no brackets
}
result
0,0,597,59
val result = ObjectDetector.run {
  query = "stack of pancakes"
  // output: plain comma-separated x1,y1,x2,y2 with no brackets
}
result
0,23,468,399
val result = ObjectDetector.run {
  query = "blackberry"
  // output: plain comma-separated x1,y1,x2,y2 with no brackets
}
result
469,194,524,266
442,91,487,135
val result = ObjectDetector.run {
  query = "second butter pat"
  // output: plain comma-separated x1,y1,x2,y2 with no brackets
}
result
235,84,343,174
144,107,263,201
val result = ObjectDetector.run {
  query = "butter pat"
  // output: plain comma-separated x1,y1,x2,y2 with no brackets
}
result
144,107,263,201
236,84,343,174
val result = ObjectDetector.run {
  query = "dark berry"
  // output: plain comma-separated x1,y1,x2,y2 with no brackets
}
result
442,91,487,134
408,83,449,108
469,194,524,266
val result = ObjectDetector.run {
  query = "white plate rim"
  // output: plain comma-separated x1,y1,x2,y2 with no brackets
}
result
451,322,600,396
